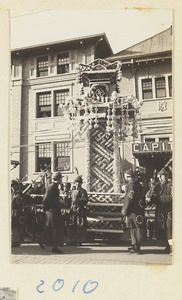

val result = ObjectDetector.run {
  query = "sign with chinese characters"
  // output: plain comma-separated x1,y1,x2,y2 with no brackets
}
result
132,141,172,153
158,100,167,112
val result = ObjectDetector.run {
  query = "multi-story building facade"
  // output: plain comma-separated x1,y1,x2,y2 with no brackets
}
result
11,34,113,183
107,27,172,187
10,28,172,241
11,27,172,190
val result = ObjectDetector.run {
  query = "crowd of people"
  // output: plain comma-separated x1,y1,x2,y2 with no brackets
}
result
11,166,172,256
38,171,88,254
11,171,88,253
122,168,172,255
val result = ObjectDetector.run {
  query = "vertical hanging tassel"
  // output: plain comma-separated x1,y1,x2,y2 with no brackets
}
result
80,84,84,95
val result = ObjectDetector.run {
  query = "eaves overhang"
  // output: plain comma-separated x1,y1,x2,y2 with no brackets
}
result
11,33,113,56
106,50,172,64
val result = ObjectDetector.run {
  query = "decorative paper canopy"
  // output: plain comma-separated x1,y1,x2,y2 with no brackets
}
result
60,59,143,140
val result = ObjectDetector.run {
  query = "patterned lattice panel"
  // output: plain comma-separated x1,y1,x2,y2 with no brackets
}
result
87,219,124,231
90,123,114,192
88,193,124,204
87,205,122,214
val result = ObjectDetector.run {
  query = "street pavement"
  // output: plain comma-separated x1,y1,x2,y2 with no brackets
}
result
11,240,172,265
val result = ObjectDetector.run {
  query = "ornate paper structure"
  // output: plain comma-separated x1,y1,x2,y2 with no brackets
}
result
60,59,143,192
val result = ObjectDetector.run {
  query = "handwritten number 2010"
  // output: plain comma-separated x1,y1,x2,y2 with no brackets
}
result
36,279,99,294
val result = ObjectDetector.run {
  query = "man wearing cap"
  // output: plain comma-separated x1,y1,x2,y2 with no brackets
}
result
39,171,64,254
122,169,145,254
67,175,88,246
156,168,172,255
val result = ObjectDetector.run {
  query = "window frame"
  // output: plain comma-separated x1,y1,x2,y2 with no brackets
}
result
37,56,49,77
155,77,166,98
140,74,172,101
57,52,70,74
168,75,172,97
54,89,70,117
35,143,52,172
142,135,171,143
54,141,71,172
142,78,153,100
144,138,156,143
36,91,52,118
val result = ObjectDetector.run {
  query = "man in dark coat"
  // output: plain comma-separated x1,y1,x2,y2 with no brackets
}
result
156,169,172,255
67,175,88,246
122,169,145,254
39,171,64,254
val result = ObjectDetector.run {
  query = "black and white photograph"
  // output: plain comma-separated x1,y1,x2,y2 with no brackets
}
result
10,9,173,265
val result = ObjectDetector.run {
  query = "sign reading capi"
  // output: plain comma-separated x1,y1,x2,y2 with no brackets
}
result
132,141,172,153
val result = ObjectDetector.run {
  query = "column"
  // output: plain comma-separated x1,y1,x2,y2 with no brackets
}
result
113,122,121,193
85,127,91,192
131,62,137,171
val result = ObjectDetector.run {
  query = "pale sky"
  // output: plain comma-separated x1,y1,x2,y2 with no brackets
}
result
11,9,172,54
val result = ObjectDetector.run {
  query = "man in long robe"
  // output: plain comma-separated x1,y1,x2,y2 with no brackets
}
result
40,171,64,254
122,169,145,254
67,176,88,246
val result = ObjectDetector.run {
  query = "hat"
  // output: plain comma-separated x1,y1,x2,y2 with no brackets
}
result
124,169,134,177
74,175,83,183
52,171,63,180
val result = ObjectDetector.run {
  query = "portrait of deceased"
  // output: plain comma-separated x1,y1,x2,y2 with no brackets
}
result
10,9,173,265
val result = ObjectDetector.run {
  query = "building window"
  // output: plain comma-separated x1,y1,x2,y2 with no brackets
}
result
145,138,155,143
142,79,153,99
36,143,51,172
37,56,48,77
159,137,169,142
168,76,172,97
141,75,172,100
37,92,51,118
55,142,70,171
155,77,166,98
57,53,69,74
54,89,69,116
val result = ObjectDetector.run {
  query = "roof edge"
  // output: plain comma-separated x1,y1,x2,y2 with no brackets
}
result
107,50,172,62
11,32,113,54
118,26,172,54
108,26,172,60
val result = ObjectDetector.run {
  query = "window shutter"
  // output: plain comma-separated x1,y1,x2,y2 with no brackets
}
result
70,50,77,71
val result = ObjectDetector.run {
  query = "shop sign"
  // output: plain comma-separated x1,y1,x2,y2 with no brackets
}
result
132,141,172,153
